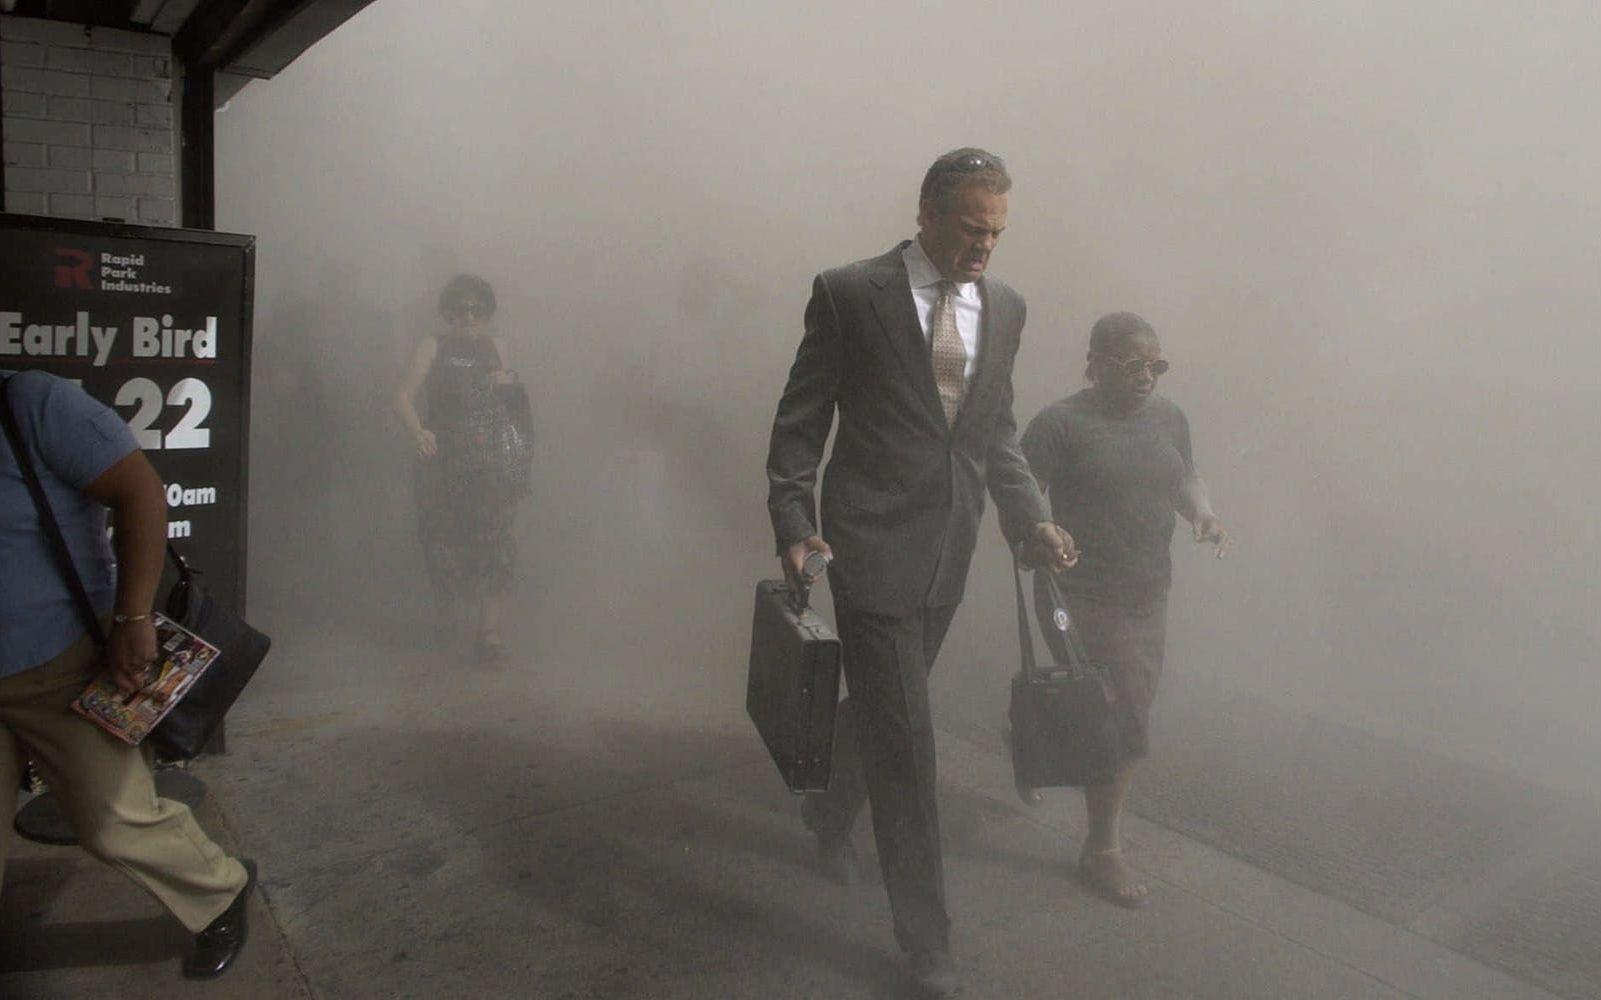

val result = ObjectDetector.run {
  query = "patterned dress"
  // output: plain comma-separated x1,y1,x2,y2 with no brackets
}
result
414,333,518,604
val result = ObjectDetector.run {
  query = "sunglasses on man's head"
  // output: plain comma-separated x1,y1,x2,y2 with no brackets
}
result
945,153,1001,174
1103,357,1169,377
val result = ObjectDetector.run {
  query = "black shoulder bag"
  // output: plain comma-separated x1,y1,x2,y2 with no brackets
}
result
0,374,270,760
1007,558,1123,788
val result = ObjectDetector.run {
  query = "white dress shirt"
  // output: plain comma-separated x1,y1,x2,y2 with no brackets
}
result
903,237,982,380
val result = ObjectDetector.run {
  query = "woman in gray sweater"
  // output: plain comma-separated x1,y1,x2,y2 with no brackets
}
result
1020,311,1229,908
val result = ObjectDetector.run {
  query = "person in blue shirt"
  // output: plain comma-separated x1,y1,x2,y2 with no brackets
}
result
0,368,256,980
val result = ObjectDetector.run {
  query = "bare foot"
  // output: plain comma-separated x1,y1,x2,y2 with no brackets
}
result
1078,845,1148,909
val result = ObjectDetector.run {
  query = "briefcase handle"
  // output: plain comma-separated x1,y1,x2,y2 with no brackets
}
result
789,550,831,615
1011,556,1093,682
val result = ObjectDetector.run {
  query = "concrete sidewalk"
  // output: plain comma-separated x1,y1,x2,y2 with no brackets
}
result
1,781,310,1000
0,620,1575,999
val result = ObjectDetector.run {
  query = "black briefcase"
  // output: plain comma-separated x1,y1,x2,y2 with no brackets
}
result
747,578,842,794
1007,561,1122,789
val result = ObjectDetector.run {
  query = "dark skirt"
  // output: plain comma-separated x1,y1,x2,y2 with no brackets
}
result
413,434,518,604
1033,574,1167,759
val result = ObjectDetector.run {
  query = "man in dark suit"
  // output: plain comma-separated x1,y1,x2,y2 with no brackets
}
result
765,148,1075,997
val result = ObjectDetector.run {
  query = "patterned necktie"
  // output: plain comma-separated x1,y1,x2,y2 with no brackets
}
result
930,280,967,424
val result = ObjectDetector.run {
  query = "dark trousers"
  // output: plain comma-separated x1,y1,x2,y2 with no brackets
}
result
803,602,958,954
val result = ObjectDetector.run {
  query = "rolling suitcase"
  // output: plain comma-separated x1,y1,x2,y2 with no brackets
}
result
747,573,842,794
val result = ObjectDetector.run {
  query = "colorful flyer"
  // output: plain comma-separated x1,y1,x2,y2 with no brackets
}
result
72,612,221,746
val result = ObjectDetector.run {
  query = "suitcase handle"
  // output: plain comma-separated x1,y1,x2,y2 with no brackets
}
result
788,550,831,615
788,580,811,615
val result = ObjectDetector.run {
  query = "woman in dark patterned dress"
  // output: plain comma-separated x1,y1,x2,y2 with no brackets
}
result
391,274,521,661
1020,312,1230,908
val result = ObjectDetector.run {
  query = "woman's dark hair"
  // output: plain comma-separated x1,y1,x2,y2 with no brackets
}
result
1085,311,1157,382
438,273,497,321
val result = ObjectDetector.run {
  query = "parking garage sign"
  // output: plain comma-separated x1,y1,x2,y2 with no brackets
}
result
0,214,256,614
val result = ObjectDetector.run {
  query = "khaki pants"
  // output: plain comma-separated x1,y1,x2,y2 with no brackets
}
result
0,632,246,933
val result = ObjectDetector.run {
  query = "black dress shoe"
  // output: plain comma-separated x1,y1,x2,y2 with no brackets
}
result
909,949,963,998
817,835,861,886
182,858,257,980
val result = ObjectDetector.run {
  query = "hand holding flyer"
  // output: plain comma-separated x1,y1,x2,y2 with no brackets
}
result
72,612,222,746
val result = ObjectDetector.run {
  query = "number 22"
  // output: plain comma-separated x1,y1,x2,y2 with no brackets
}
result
114,377,212,450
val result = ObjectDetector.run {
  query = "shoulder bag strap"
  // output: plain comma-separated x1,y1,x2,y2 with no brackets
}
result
164,540,198,600
0,375,108,648
1011,556,1042,680
1014,552,1101,676
1037,567,1095,669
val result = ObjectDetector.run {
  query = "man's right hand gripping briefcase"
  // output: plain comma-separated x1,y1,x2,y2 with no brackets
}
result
747,573,842,794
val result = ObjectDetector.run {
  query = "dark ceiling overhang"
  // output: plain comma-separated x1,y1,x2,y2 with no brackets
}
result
2,0,376,99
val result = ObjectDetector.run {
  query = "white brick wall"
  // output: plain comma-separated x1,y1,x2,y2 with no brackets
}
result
1,15,178,226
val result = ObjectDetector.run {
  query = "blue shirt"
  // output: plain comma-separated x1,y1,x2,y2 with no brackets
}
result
1,369,139,676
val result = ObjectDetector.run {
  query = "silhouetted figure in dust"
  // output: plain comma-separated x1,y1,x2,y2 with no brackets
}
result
392,274,527,662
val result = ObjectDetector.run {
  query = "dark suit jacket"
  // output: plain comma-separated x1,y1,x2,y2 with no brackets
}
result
766,241,1050,616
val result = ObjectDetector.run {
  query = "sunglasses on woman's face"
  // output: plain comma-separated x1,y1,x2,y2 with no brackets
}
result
450,300,489,318
1107,357,1169,377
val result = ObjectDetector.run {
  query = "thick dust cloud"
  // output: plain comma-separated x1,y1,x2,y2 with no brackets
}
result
216,1,1601,796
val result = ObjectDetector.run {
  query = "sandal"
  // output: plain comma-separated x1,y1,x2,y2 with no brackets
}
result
1078,846,1149,909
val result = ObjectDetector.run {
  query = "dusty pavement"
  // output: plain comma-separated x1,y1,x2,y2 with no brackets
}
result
2,593,1595,999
